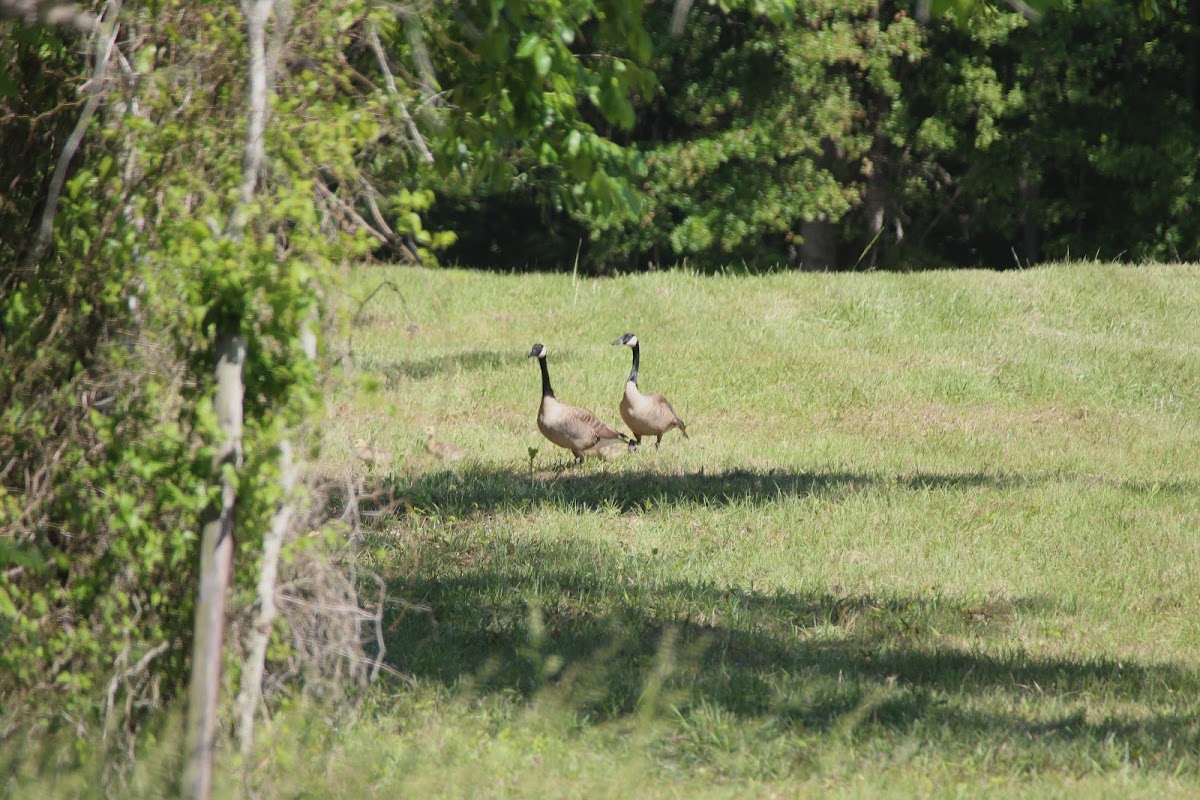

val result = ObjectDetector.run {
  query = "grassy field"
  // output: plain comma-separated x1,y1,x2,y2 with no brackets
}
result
16,262,1199,798
265,261,1200,798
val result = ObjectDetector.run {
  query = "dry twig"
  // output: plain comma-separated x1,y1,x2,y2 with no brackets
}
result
25,0,123,268
366,21,433,164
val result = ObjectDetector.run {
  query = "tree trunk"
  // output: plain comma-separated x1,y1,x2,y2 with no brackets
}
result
236,0,275,217
185,0,274,793
799,220,837,271
234,314,312,762
229,0,286,761
800,137,842,270
859,3,892,270
236,438,295,756
183,332,245,800
862,131,889,270
1018,156,1039,266
1186,0,1200,112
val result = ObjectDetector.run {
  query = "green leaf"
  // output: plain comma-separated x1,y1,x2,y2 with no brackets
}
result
534,43,552,78
0,69,17,99
515,32,540,59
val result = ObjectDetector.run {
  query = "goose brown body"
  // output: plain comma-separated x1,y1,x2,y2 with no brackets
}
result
529,343,628,464
612,333,688,449
620,383,687,442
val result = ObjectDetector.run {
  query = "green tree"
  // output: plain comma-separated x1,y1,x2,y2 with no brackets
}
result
1,0,384,765
581,1,924,270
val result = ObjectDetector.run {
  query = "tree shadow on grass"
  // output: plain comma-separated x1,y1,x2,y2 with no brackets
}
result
374,531,1200,776
334,464,1192,521
325,465,869,522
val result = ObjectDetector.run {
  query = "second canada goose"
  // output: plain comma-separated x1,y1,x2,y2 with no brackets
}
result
424,426,467,462
612,333,688,450
528,343,629,464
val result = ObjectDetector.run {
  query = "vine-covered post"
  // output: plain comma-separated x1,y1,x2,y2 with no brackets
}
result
183,332,245,800
184,0,275,795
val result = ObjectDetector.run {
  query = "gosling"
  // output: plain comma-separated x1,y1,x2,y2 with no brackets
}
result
424,426,466,463
352,438,393,469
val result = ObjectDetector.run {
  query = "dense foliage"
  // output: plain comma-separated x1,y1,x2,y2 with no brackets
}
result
422,1,1200,271
590,0,926,269
0,0,383,745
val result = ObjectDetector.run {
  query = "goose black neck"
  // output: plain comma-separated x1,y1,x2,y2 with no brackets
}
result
627,343,640,385
538,357,555,398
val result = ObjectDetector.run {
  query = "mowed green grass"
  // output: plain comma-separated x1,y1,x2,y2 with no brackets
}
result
282,262,1200,798
10,262,1199,799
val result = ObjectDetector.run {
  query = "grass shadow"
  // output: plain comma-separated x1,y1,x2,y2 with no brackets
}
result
327,464,1192,521
371,530,1200,776
322,466,873,521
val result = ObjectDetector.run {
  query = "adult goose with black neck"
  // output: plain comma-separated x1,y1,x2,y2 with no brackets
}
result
612,333,688,450
528,343,629,465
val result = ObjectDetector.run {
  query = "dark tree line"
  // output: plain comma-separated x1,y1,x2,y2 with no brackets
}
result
433,1,1200,272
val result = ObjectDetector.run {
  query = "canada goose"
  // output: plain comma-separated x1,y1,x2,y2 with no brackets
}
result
611,333,688,450
528,343,629,464
424,426,467,462
352,438,393,469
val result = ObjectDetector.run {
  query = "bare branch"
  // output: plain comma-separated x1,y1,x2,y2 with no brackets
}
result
668,0,693,37
24,0,122,268
366,572,387,682
234,0,276,223
1002,0,1042,21
916,0,1041,23
402,10,439,100
187,0,274,793
237,439,298,757
365,22,433,164
361,179,397,238
314,180,390,242
103,640,170,744
183,334,244,800
350,279,412,328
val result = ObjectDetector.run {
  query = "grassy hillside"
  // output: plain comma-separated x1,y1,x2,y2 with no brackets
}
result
14,262,1199,798
284,262,1200,797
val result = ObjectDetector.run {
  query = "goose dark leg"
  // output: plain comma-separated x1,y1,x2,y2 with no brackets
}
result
655,435,662,449
629,436,641,452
